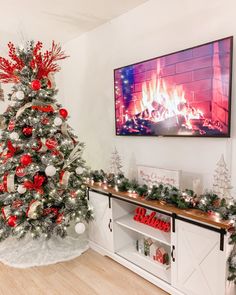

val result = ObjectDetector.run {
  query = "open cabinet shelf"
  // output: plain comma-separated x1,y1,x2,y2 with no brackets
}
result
115,213,171,246
116,244,171,283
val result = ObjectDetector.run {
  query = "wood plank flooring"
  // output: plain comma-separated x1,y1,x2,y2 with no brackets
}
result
0,249,169,295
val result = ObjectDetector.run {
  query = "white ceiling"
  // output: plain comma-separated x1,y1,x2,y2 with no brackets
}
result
0,0,148,46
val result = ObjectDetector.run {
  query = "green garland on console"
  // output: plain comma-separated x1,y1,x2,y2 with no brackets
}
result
89,170,236,284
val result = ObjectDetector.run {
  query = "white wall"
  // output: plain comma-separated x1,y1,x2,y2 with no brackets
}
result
59,0,236,194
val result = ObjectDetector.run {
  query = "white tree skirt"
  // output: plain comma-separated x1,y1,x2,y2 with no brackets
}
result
0,227,89,268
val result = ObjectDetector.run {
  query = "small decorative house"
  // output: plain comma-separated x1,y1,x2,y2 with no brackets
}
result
154,247,169,265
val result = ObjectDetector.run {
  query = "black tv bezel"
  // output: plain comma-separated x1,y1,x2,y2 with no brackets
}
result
113,36,233,138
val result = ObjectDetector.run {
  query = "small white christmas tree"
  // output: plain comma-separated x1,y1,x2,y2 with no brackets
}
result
109,148,123,176
213,154,232,201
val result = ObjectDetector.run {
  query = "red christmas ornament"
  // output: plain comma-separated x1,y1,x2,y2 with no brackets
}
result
16,166,26,177
41,117,50,125
8,215,17,227
31,79,41,91
8,120,15,131
56,213,64,224
20,154,32,166
46,138,58,150
22,126,33,137
59,108,68,119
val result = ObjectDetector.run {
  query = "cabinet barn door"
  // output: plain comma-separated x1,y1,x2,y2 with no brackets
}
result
88,191,114,252
172,220,226,295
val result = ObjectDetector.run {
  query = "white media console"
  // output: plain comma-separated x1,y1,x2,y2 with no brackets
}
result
88,185,235,295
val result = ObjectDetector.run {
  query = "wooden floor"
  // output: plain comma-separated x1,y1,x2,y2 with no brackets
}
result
0,249,169,295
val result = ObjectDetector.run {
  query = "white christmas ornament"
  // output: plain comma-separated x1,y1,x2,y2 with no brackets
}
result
17,185,26,194
76,167,84,175
15,91,25,100
54,117,62,126
75,222,86,234
10,132,19,140
45,165,56,177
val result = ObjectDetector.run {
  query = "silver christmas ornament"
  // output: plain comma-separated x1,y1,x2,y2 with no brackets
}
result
76,167,84,175
45,165,56,176
17,185,26,194
15,91,25,100
54,117,62,126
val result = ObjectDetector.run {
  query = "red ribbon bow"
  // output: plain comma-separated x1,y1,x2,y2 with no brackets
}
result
3,141,17,163
3,173,8,192
43,208,59,216
31,105,54,112
24,174,45,194
0,172,9,193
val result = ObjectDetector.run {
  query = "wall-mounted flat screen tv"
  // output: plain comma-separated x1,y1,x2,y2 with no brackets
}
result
114,36,233,137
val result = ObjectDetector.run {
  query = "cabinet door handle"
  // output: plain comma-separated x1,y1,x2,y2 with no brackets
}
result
108,219,112,232
171,245,175,262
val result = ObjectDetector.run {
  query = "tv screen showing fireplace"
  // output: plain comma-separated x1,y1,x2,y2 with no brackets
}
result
114,37,233,137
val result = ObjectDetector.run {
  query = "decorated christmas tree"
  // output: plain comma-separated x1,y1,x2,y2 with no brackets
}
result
213,154,232,202
0,41,92,242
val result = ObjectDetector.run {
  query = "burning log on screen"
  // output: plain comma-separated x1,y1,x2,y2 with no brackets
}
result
150,115,186,135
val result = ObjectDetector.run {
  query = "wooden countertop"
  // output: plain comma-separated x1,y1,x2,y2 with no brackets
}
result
88,182,233,230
